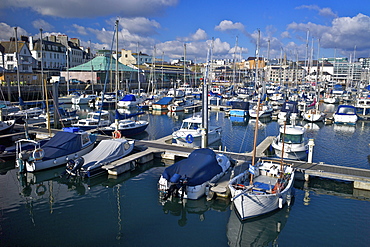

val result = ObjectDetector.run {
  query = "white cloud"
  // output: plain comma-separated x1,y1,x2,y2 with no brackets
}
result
118,17,161,36
72,24,88,36
32,19,54,31
178,28,208,42
0,22,29,40
281,31,290,39
0,0,179,18
215,20,245,33
296,5,337,18
287,13,370,53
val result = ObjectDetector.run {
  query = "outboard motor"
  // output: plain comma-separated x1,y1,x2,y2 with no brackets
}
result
67,157,84,176
164,173,182,200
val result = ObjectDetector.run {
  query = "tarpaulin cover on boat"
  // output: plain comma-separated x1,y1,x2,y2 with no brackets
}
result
161,148,222,186
41,131,84,160
80,139,132,170
154,97,173,105
120,94,136,102
280,101,298,113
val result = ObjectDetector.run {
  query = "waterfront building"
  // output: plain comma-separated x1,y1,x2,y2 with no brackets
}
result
0,39,33,73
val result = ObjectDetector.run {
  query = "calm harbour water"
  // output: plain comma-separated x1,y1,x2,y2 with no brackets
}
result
1,104,370,247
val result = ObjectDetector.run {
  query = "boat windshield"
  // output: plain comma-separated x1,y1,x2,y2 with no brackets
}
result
181,122,201,130
281,134,303,144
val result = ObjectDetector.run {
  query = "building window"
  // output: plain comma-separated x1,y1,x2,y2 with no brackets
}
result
7,56,13,61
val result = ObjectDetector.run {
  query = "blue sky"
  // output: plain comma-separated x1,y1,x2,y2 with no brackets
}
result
1,0,369,63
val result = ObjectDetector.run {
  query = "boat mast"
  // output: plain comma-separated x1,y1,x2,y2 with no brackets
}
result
115,19,119,99
250,31,262,186
250,94,260,185
201,47,211,148
279,121,287,178
14,27,21,104
137,42,141,94
183,43,186,85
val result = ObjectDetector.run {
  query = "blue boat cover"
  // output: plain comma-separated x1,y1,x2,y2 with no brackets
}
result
41,131,84,160
161,148,222,186
120,94,136,102
280,101,298,113
154,97,173,105
335,105,356,115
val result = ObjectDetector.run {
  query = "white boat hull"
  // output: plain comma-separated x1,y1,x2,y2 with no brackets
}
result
158,153,230,200
173,127,222,148
229,162,295,220
24,143,95,172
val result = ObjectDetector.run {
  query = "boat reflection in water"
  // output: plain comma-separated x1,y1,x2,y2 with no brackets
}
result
160,196,230,227
227,203,292,247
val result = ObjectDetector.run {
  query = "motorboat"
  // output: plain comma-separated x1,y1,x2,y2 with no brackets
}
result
249,102,274,118
152,97,174,111
98,109,148,137
72,110,112,130
58,92,81,104
16,127,97,172
71,94,98,104
117,94,144,108
0,138,49,160
333,105,358,125
172,115,222,148
167,98,195,112
355,97,370,120
99,119,149,137
158,148,231,200
227,101,250,117
0,120,15,135
271,123,308,160
65,138,135,178
229,159,295,220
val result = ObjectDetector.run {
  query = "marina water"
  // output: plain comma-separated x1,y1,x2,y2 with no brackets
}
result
1,104,370,246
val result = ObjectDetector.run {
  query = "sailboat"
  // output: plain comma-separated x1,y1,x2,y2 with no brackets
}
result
228,94,295,220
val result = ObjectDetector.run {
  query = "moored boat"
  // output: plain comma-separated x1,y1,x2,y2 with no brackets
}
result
229,159,295,220
65,138,134,177
72,110,112,130
271,123,308,160
333,104,358,125
16,127,97,172
0,120,15,135
172,114,222,148
158,148,231,200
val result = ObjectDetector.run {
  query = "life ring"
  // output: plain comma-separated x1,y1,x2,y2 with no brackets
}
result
112,130,121,139
185,134,194,144
36,184,46,196
33,148,44,161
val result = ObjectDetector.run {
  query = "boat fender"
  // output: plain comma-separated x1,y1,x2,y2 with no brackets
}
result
36,184,46,196
185,134,194,143
278,197,283,208
33,148,45,161
113,130,121,139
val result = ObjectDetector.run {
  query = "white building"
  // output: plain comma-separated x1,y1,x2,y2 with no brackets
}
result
0,40,33,73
